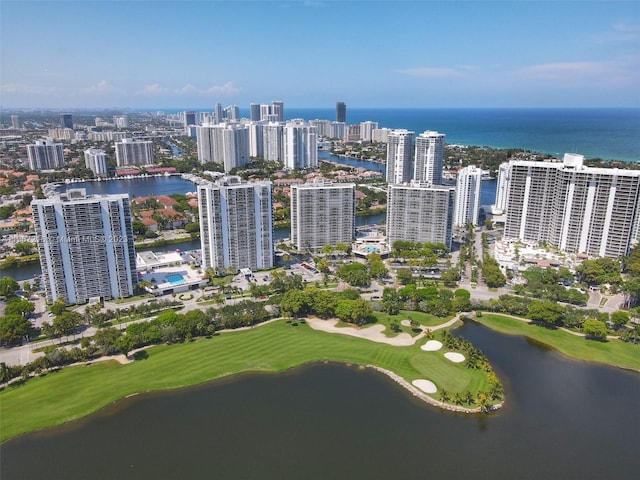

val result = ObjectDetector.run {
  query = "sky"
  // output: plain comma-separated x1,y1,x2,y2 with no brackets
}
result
1,0,639,109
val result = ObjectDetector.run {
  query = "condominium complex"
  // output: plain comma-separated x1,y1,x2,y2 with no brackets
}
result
198,176,273,272
84,148,108,176
283,121,318,170
290,181,355,250
386,129,415,184
386,182,455,249
493,162,512,214
31,189,137,304
360,121,379,142
115,138,155,167
503,153,640,258
27,140,65,170
453,165,483,227
196,123,250,171
414,131,445,185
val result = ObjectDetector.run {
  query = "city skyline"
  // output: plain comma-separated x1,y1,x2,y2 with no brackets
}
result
1,1,638,109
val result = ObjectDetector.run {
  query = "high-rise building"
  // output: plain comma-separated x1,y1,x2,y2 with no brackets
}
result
196,123,250,171
386,130,415,184
250,103,261,122
290,181,355,250
453,165,483,227
11,115,20,129
224,105,240,122
84,148,108,176
360,121,379,142
184,111,197,132
503,153,640,258
47,128,74,141
271,101,284,122
198,176,273,272
115,138,155,166
32,189,137,304
215,103,223,124
284,121,317,170
493,162,512,214
309,119,331,138
60,114,73,129
336,102,346,123
263,122,285,162
329,122,346,140
386,182,455,249
113,115,129,129
27,140,65,170
414,131,445,185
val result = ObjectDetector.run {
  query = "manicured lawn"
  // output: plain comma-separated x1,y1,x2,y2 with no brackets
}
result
476,314,640,372
374,310,451,337
0,319,488,442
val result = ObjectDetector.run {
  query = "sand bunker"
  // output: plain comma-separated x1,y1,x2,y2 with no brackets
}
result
421,340,443,351
444,352,465,363
412,379,437,394
306,317,421,346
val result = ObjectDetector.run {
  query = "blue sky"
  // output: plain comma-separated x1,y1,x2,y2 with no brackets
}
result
1,0,639,108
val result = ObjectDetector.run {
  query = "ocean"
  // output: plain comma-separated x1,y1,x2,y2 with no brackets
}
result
157,107,640,162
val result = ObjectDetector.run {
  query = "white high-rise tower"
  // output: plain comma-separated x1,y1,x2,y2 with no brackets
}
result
454,165,483,227
386,130,415,184
414,131,445,185
32,189,137,304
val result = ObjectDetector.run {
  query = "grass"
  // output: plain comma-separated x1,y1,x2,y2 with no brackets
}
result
112,293,152,304
0,319,489,442
475,314,640,372
374,310,451,335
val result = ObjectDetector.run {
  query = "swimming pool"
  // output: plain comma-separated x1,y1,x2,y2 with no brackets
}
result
363,246,380,253
166,273,185,284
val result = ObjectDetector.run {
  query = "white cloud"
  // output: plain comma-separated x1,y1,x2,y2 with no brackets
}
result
140,81,241,97
516,61,606,79
142,83,171,95
81,80,124,95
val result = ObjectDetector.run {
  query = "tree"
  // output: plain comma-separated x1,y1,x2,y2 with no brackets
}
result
49,297,67,316
337,263,371,287
0,315,31,345
14,242,36,256
610,310,629,327
396,267,413,285
335,298,374,326
381,287,400,315
0,277,19,297
576,257,621,286
441,268,460,288
53,311,82,341
582,319,608,339
4,298,35,317
452,289,472,312
280,289,311,317
368,253,388,279
93,327,123,355
527,300,565,325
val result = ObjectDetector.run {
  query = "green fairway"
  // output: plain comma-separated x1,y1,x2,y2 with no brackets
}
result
373,310,450,337
475,314,640,372
0,319,490,442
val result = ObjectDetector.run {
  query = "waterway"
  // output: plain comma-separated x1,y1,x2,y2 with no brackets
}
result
2,321,638,479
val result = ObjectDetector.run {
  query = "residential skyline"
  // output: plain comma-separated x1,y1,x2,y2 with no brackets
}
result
1,1,638,109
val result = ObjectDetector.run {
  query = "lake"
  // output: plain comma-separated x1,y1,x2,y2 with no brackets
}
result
2,321,638,479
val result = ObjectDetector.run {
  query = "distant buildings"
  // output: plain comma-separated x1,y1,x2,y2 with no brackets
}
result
250,103,261,122
503,153,640,258
414,131,445,185
183,111,197,133
115,138,155,167
283,121,317,170
113,115,129,129
11,115,20,130
386,129,415,184
453,165,483,227
336,101,346,123
387,182,455,249
360,121,378,142
60,114,73,129
198,176,273,272
27,140,65,170
32,189,137,304
196,123,250,171
84,148,108,176
258,101,284,122
290,181,355,250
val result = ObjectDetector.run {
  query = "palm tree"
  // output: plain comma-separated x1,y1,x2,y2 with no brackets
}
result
463,390,475,405
453,393,464,405
476,393,491,412
439,390,451,403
